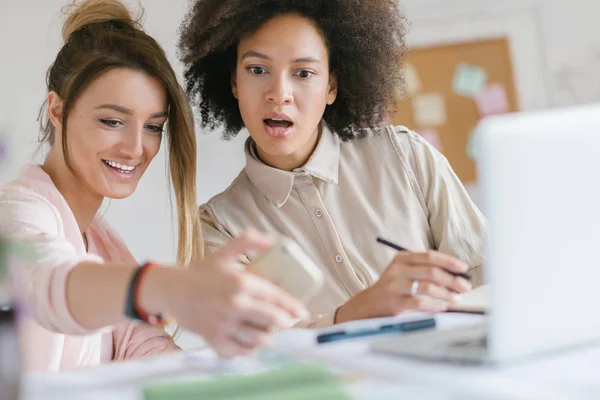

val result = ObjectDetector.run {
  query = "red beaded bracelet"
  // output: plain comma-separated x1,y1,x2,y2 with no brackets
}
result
126,262,169,327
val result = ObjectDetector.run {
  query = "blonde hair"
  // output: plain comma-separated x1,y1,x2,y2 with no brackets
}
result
40,0,203,266
61,0,141,41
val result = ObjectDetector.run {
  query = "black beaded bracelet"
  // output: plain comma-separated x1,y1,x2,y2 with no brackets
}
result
124,261,167,326
124,264,146,321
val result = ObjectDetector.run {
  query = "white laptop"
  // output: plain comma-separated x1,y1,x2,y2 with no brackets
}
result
372,103,600,364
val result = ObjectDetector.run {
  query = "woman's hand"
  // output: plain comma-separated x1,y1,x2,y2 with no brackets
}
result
142,232,308,357
335,250,471,324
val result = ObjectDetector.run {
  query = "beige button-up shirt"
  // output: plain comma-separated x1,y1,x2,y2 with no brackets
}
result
200,124,486,327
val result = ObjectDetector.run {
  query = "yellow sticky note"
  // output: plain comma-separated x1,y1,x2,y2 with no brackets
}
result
413,93,446,127
404,64,421,95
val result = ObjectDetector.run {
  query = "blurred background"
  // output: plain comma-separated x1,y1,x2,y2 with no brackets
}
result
1,0,598,264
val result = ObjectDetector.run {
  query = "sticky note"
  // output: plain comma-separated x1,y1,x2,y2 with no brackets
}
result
475,83,509,116
413,93,446,127
466,129,479,160
404,63,421,95
452,63,488,97
418,128,443,151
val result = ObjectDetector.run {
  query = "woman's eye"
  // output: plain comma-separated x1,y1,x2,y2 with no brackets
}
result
100,119,123,128
249,66,267,75
296,70,314,79
146,125,164,134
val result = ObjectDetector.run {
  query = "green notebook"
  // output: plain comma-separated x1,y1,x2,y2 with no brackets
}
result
143,363,350,400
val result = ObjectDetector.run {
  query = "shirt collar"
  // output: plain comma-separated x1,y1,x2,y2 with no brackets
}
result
244,123,341,207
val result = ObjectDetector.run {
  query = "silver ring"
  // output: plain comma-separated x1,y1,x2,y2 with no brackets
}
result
410,280,420,296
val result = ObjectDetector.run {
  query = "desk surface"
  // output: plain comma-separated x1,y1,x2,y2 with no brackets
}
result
21,313,600,400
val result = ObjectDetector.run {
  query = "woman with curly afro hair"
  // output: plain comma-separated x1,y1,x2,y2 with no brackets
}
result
179,0,487,327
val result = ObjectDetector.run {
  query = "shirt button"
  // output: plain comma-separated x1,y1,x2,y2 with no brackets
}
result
335,255,343,263
315,209,323,218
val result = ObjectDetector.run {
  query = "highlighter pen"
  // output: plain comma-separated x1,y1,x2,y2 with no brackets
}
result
316,317,436,344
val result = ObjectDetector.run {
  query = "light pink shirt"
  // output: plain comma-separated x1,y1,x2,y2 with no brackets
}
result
0,165,178,372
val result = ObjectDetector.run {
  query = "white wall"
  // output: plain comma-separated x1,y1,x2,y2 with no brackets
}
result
0,0,247,264
404,0,600,108
1,0,599,263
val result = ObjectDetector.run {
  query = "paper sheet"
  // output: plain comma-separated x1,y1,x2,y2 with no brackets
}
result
475,83,510,115
404,63,422,95
466,129,479,160
417,128,443,151
448,284,488,313
452,63,488,97
413,93,446,127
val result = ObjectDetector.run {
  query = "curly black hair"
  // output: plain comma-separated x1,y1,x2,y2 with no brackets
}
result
178,0,408,140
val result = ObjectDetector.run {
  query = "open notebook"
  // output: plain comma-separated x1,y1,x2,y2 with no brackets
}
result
447,284,488,314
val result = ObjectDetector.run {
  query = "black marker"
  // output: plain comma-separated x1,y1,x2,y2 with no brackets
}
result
376,237,472,281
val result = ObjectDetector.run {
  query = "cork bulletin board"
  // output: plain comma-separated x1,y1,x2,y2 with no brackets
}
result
390,37,519,183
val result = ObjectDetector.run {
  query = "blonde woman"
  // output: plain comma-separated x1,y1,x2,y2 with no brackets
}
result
0,0,306,372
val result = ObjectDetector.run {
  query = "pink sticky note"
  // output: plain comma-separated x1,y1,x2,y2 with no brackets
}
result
418,128,443,151
475,83,509,116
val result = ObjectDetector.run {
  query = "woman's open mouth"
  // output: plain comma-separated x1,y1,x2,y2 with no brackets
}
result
264,118,294,138
102,159,137,179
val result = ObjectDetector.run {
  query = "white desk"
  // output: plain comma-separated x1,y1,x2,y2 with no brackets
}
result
21,314,600,400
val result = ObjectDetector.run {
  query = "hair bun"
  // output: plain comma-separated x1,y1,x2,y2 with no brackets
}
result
61,0,142,43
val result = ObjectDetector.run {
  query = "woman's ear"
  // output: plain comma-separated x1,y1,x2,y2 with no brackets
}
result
231,74,239,99
326,73,338,105
47,91,64,131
